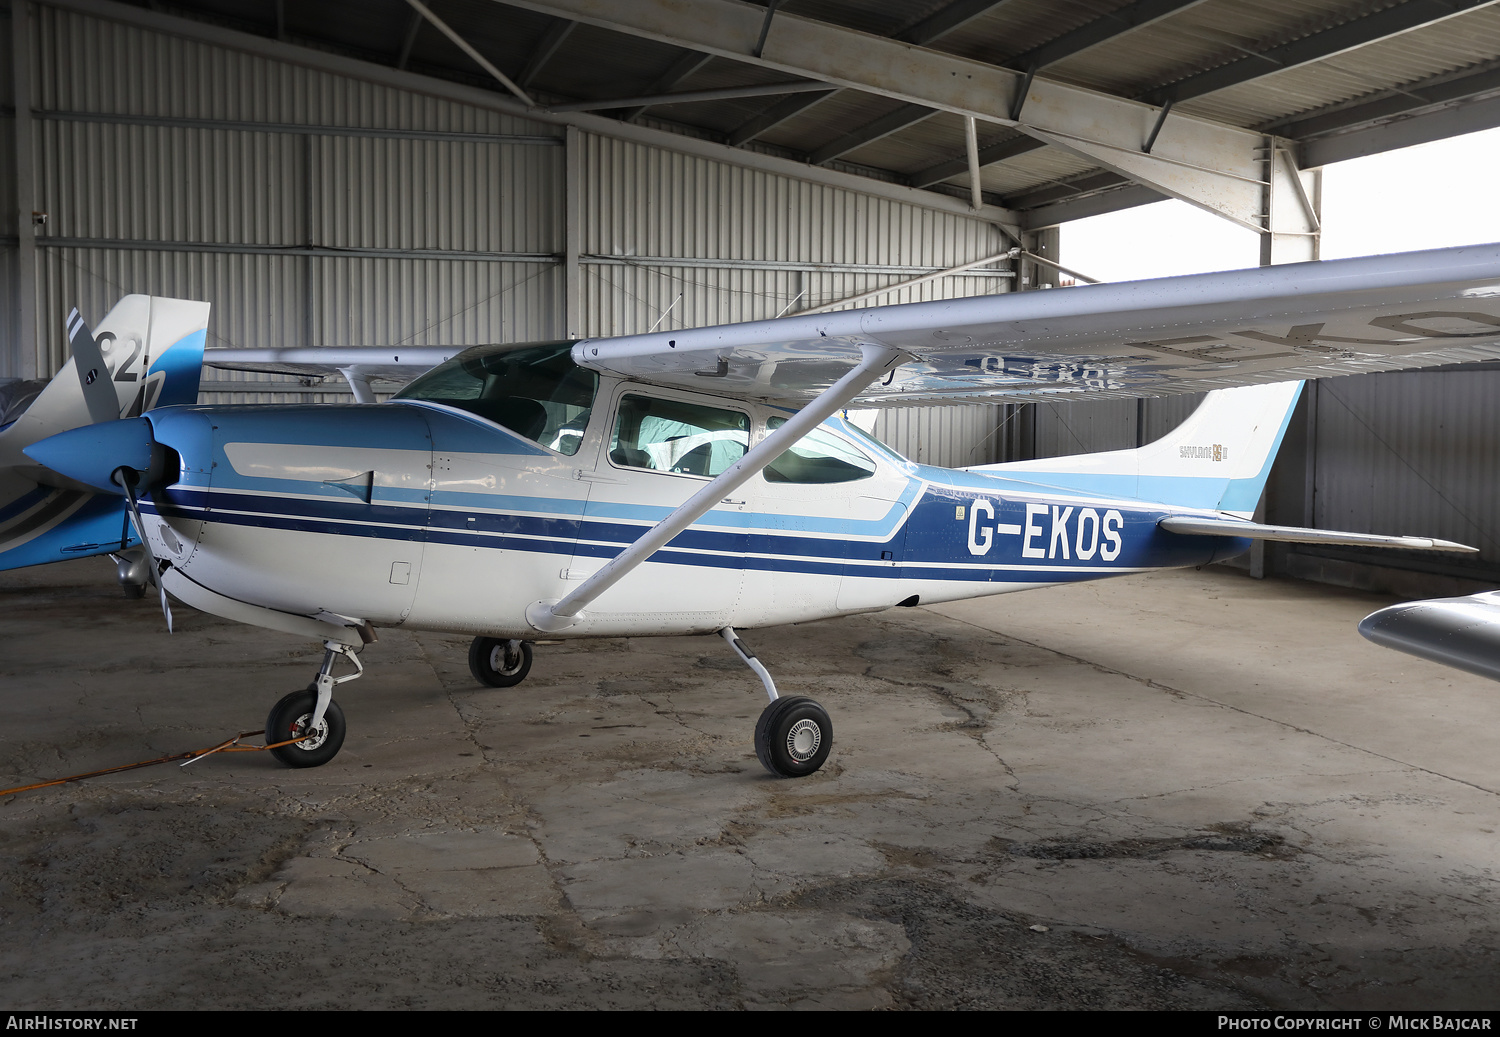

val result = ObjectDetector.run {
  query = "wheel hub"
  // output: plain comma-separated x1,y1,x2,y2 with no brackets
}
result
489,642,521,675
786,718,821,762
290,713,329,751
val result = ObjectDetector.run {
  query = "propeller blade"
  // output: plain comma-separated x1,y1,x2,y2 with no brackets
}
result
67,308,120,426
116,468,173,634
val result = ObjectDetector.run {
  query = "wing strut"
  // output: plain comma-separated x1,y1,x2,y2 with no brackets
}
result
525,345,906,632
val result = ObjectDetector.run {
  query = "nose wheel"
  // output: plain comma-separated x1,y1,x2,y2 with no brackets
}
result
264,639,363,768
265,687,347,768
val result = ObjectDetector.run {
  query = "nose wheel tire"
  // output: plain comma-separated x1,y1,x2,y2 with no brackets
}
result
754,696,832,777
469,637,533,688
265,687,347,768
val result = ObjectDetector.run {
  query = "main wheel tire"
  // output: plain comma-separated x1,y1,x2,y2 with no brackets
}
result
754,696,833,778
265,687,346,768
469,637,533,688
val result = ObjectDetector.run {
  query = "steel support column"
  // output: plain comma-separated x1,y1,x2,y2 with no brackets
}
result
1261,142,1321,267
1250,143,1321,577
1019,228,1060,291
564,124,582,338
11,0,37,379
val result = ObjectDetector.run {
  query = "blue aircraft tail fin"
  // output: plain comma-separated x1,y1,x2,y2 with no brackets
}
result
0,295,210,572
967,381,1304,517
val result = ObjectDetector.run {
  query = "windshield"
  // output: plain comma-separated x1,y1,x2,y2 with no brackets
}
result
394,341,597,455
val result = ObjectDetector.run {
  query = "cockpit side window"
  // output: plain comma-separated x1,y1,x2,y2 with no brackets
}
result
610,394,749,477
763,418,876,483
393,341,597,455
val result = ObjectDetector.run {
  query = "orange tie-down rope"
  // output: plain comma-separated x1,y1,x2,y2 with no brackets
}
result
0,730,312,797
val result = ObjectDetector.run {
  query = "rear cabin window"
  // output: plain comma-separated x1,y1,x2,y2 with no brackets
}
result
392,341,597,456
610,395,749,477
764,418,877,483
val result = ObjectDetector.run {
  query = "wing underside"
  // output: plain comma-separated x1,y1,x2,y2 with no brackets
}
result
569,243,1500,406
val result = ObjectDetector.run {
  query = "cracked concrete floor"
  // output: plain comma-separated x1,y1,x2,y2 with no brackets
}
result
2,559,1499,1009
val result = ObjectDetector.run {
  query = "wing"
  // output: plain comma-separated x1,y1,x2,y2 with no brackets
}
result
203,347,459,395
1360,593,1500,682
572,243,1500,406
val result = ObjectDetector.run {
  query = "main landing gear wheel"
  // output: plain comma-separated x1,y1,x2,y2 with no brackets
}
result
754,696,833,778
265,687,347,768
469,637,533,687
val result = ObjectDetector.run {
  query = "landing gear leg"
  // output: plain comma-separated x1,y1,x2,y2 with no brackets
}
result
265,640,363,768
721,626,833,778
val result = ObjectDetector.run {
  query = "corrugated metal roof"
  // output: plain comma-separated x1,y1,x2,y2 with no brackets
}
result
104,0,1500,220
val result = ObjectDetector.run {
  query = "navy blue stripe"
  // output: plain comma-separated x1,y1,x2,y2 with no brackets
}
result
0,485,54,525
146,499,1197,585
154,484,1231,578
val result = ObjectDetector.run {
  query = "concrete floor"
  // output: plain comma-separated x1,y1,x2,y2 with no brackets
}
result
2,558,1498,1010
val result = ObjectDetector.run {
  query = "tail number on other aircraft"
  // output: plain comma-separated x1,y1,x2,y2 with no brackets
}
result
966,500,1123,561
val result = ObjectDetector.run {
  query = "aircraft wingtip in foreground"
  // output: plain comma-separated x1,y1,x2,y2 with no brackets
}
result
5,243,1500,777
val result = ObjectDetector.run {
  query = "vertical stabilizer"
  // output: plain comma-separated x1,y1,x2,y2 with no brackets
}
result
0,295,210,464
968,381,1304,517
0,296,210,571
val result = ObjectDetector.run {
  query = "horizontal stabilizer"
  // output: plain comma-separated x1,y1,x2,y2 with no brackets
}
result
1158,516,1477,552
1360,593,1500,682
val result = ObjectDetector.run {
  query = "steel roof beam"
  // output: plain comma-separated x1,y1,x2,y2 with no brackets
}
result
905,1,1207,190
490,0,1272,230
1271,61,1500,141
518,18,575,88
1005,0,1210,72
40,0,1018,224
1139,0,1495,106
728,0,1014,151
1302,91,1500,167
895,0,1016,46
739,0,1204,168
404,0,535,106
1004,170,1132,210
808,101,935,165
621,51,715,122
1022,182,1165,229
725,90,834,145
910,135,1045,188
394,6,424,70
551,79,830,113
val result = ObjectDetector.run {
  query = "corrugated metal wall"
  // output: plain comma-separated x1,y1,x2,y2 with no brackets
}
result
17,3,565,400
1030,394,1206,457
4,1,1012,431
578,133,1009,337
1289,370,1500,585
1,6,18,379
870,403,1010,468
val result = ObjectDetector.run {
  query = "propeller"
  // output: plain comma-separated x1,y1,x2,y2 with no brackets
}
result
113,465,173,634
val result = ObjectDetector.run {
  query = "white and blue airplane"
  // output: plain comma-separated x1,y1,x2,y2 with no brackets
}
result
6,243,1500,777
